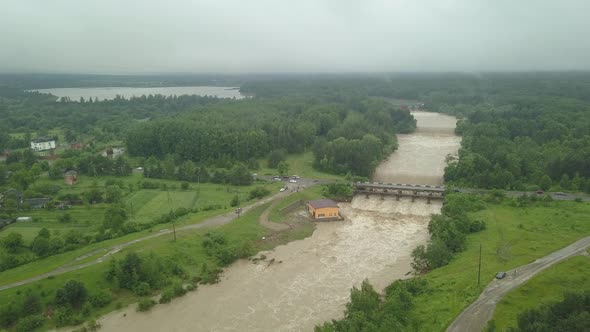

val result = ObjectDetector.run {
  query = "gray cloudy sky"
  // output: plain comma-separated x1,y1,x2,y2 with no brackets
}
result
1,0,589,73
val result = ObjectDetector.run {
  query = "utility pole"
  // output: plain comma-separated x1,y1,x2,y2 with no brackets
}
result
477,242,482,287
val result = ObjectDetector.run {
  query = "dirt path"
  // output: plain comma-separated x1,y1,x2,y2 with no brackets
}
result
0,190,286,292
258,191,293,231
446,236,590,332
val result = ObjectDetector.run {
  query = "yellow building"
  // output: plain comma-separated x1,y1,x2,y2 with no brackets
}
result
307,199,340,220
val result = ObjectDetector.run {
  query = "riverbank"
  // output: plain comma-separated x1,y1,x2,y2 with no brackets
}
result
93,111,461,331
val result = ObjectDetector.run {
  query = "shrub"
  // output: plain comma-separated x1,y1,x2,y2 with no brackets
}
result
53,307,82,327
15,314,45,332
181,182,189,190
230,194,240,207
159,289,173,304
140,181,160,189
201,204,222,211
249,186,271,200
21,293,42,316
199,263,221,284
171,281,186,297
322,183,354,201
137,298,156,312
55,280,88,308
134,282,151,296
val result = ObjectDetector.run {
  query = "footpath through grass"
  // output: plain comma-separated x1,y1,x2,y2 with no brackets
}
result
411,200,590,331
491,255,590,331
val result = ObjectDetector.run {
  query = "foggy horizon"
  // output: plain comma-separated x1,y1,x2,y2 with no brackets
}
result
2,0,590,74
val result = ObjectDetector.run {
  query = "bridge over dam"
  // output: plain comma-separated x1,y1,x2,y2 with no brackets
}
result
353,182,446,203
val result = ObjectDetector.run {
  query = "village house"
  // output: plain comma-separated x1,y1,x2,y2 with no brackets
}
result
307,199,341,220
30,137,56,152
64,170,78,185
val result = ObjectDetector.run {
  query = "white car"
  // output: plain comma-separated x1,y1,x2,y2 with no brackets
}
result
280,187,286,192
289,179,297,183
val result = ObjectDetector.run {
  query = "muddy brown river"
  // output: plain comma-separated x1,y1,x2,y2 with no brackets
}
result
97,111,460,332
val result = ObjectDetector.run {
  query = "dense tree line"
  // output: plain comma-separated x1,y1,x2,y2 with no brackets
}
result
444,97,590,191
411,193,486,273
0,88,228,151
47,153,132,179
315,278,427,331
127,97,415,177
241,72,590,102
0,278,109,330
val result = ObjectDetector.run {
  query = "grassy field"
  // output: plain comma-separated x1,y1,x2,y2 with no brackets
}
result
128,190,197,223
491,255,590,331
0,175,282,284
410,200,590,331
1,174,282,241
258,151,344,180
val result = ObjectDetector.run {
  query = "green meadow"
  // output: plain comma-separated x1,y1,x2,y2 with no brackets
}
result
411,200,590,331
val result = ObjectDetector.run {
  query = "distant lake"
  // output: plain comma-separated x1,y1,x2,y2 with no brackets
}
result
31,86,245,101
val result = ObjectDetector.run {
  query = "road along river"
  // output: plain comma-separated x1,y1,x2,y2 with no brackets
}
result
97,111,461,332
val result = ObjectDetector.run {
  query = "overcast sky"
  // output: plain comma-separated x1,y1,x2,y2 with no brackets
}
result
1,0,589,73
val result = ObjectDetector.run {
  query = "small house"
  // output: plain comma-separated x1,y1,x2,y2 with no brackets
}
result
64,170,78,185
30,137,56,152
70,142,84,150
307,199,340,220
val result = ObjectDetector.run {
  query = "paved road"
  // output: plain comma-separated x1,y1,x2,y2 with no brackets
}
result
446,236,590,332
0,187,292,292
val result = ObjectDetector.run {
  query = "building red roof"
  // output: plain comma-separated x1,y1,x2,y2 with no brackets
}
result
308,199,339,209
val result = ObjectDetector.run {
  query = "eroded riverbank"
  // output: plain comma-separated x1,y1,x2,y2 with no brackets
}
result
97,111,460,332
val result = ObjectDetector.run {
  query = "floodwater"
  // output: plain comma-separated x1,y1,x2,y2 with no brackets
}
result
374,111,461,185
97,111,460,332
30,86,245,101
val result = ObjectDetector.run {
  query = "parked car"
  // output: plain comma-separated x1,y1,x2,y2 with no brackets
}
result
495,272,507,279
289,179,297,183
280,187,286,192
536,189,545,194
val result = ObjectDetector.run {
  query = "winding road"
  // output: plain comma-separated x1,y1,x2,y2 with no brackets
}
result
446,236,590,332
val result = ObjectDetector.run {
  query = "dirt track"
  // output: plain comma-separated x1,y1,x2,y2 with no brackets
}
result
446,236,590,332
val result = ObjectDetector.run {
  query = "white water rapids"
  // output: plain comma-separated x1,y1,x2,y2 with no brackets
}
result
97,111,460,332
